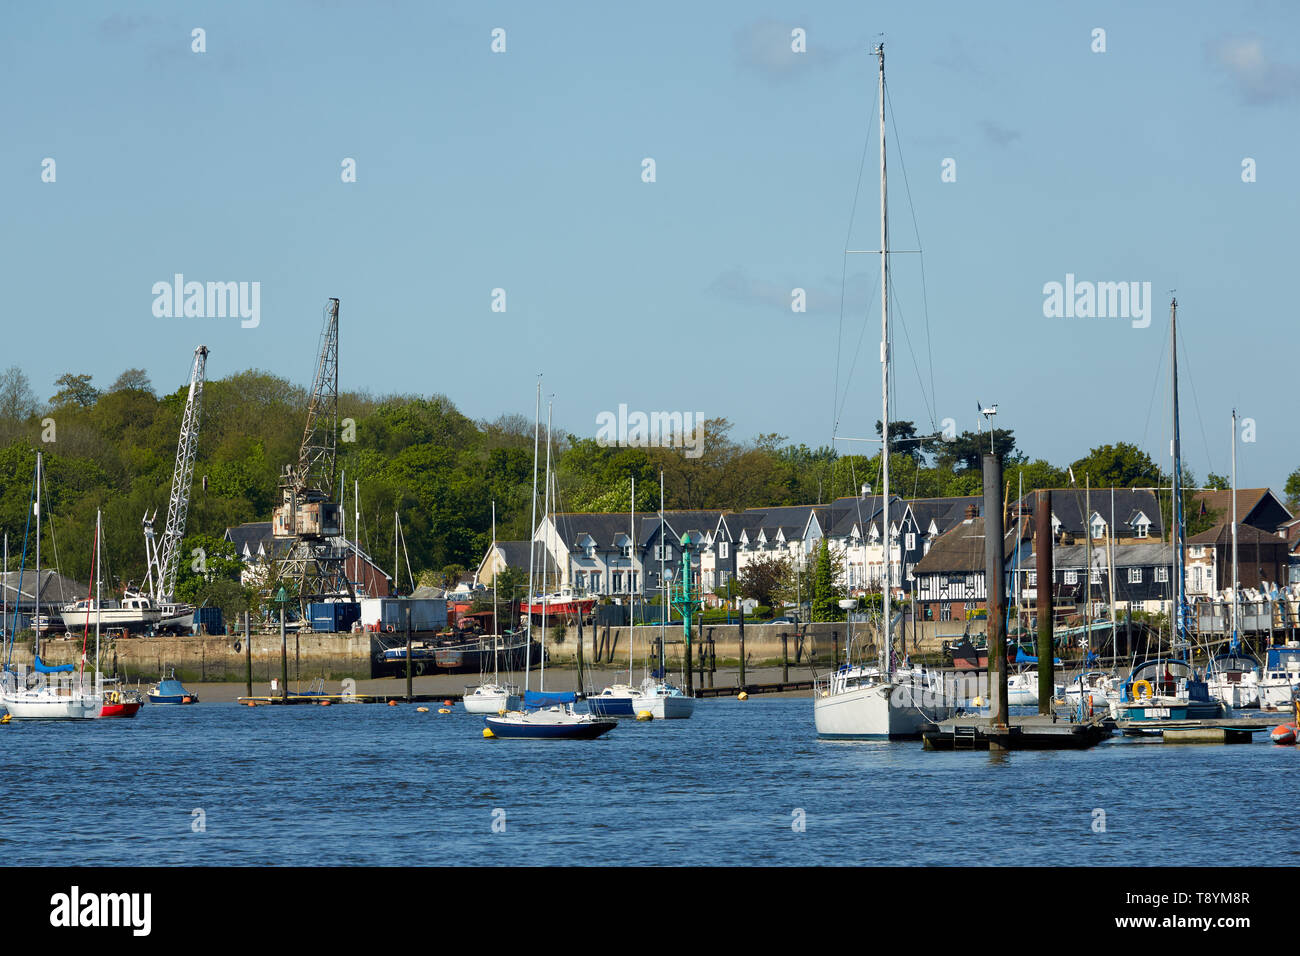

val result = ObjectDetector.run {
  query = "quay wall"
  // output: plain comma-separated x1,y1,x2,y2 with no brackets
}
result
9,620,977,683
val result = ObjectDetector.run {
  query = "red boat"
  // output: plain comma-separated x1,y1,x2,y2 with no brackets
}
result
100,688,143,718
522,588,596,620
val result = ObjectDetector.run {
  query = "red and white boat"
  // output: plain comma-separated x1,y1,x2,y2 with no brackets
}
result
522,586,596,619
99,682,144,718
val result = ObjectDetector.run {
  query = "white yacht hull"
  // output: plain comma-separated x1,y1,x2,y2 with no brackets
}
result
1,688,101,720
632,692,695,719
462,689,521,714
1258,680,1297,710
814,681,949,739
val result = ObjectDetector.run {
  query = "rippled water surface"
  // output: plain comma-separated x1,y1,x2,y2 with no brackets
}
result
3,699,1297,866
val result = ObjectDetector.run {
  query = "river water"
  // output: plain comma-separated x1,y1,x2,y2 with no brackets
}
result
3,698,1296,866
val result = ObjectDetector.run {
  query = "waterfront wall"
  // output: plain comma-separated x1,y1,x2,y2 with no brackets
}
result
12,631,375,684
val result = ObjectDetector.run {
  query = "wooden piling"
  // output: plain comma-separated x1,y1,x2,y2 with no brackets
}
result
738,606,746,688
781,632,789,684
1035,489,1054,714
983,453,1009,739
405,605,413,703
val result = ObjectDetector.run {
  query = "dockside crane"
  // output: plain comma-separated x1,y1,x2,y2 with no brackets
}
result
143,344,209,606
273,298,355,614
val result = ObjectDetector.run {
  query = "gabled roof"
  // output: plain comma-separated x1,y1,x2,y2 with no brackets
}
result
1187,522,1289,549
1013,488,1164,538
912,516,1031,575
0,569,89,607
1047,542,1173,570
1192,488,1292,533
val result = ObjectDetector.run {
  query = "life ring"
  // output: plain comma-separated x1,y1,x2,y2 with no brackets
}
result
386,625,395,633
1132,679,1154,701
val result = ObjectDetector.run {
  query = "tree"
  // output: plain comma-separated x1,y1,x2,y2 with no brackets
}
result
737,553,791,609
1204,473,1230,491
174,533,246,603
810,539,845,622
109,368,153,394
50,373,99,408
492,566,528,606
934,428,1017,472
1286,468,1300,513
0,366,38,420
1069,443,1161,488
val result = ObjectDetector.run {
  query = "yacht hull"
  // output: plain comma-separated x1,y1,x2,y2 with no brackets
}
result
484,710,616,739
814,681,949,739
632,693,695,719
462,690,521,714
1,691,101,720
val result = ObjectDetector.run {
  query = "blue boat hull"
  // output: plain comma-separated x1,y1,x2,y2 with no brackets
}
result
484,716,616,739
586,696,635,717
147,694,197,704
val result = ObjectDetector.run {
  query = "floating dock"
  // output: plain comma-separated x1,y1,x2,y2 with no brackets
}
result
237,693,464,706
694,680,813,698
923,713,1113,751
1114,716,1270,743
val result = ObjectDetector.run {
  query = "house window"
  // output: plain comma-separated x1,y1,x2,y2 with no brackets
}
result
1090,568,1101,584
591,573,602,592
719,542,730,559
905,532,916,551
1128,568,1142,584
1064,571,1078,585
623,545,633,558
1154,567,1168,583
1136,522,1150,539
586,545,596,558
1091,520,1106,539
939,604,952,622
612,572,623,592
1027,571,1037,587
575,572,586,589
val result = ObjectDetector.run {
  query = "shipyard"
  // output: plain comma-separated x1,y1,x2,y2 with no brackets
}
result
3,0,1294,931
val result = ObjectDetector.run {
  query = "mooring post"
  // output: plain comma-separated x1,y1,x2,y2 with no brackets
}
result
983,453,1009,740
738,606,746,689
1035,489,1055,715
576,614,585,692
833,630,839,668
279,606,288,703
781,632,789,684
244,611,252,699
405,605,413,703
707,638,715,688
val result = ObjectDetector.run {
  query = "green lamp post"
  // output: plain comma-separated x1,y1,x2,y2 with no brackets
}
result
275,585,289,702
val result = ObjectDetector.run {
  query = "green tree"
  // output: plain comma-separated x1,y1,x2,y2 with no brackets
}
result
1204,473,1230,491
1069,443,1161,488
50,373,99,408
1286,468,1300,512
810,539,845,622
737,553,791,609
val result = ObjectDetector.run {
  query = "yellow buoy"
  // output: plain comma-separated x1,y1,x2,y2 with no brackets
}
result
483,728,495,738
972,695,985,706
738,692,749,701
416,706,429,712
438,707,451,714
1,713,11,724
636,710,653,721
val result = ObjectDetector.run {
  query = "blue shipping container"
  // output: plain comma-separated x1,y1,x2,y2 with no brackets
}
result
195,606,224,633
308,602,361,633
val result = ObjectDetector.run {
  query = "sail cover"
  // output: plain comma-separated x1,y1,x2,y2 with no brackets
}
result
33,655,74,674
524,690,575,707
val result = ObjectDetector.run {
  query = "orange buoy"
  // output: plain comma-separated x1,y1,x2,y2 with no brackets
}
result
247,701,257,707
388,699,398,706
1270,723,1296,745
320,700,331,707
443,699,453,706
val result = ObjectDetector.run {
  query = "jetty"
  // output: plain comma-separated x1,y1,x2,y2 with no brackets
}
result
923,713,1113,750
237,692,464,706
1114,715,1269,743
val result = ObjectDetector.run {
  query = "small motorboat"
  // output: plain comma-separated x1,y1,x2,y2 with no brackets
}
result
100,685,144,718
147,673,198,704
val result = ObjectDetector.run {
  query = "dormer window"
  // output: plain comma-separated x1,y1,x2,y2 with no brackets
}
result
1133,512,1151,539
1090,513,1106,540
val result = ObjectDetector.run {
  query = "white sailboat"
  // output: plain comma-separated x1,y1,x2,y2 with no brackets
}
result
484,388,615,739
1,453,101,720
463,502,521,714
632,472,696,719
813,45,955,739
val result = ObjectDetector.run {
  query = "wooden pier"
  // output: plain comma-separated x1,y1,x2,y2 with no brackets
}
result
923,713,1113,751
693,680,814,698
1115,716,1269,743
236,693,464,706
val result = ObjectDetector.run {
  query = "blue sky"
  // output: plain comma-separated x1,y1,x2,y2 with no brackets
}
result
4,1,1298,492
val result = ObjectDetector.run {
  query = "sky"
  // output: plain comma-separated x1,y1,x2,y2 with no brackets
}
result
3,1,1299,493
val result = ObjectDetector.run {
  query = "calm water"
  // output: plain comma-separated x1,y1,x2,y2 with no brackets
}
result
3,698,1298,866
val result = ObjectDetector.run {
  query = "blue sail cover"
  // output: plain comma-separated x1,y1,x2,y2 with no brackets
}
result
33,655,74,674
524,690,575,707
1013,648,1062,665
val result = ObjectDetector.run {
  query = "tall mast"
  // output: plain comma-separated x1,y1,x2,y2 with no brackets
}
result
876,42,893,680
659,471,666,679
523,378,541,697
540,400,553,692
1170,297,1186,656
1231,408,1239,654
95,509,102,676
491,500,499,684
629,474,636,682
35,451,41,660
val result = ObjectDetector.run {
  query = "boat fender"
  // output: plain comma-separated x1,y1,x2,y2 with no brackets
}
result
1132,679,1153,701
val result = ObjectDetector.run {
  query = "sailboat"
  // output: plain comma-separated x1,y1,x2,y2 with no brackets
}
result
812,44,956,739
0,452,102,720
1113,299,1227,727
1207,409,1261,708
484,387,616,740
588,476,641,717
631,472,695,719
463,502,522,714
